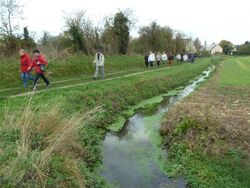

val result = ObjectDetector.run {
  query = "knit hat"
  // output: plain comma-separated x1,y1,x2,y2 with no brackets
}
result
33,49,40,54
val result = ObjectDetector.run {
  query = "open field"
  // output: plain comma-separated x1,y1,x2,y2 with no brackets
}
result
0,57,221,187
220,56,250,86
161,56,250,188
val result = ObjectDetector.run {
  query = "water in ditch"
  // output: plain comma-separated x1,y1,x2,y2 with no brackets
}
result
101,67,214,188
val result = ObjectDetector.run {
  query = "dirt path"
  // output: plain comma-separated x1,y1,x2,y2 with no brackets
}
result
9,66,172,98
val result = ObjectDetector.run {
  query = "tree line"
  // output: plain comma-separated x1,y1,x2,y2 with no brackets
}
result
0,0,198,57
1,0,248,57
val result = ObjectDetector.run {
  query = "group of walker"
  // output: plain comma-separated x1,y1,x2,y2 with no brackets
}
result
19,49,50,90
19,48,197,90
144,51,197,68
176,53,196,63
19,49,105,89
144,51,174,68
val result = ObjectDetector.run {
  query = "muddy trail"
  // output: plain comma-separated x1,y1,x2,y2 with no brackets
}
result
100,66,215,188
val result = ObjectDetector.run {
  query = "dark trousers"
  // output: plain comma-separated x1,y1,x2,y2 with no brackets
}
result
149,61,154,67
157,61,160,67
145,61,149,68
33,73,50,87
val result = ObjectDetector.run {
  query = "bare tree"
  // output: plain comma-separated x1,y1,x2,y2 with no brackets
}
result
0,0,23,36
193,38,202,51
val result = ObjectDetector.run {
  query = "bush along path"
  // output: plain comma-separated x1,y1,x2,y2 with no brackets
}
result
160,56,250,188
0,57,223,187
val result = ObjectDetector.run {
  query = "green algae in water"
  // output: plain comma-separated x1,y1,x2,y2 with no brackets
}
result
107,116,127,132
107,94,168,132
165,90,180,97
176,86,185,91
107,90,180,132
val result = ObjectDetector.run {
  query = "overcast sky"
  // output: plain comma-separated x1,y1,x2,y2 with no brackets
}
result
21,0,250,45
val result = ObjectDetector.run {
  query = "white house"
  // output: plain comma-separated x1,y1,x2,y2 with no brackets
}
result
204,43,223,55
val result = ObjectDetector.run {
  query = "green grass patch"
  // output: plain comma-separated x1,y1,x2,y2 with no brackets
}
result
164,141,250,188
220,56,250,86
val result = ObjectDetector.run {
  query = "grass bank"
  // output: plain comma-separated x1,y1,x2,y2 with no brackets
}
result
0,54,144,89
161,56,250,188
0,57,222,187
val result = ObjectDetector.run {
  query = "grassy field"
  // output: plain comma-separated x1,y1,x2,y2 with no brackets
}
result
220,56,250,86
0,56,222,187
161,56,250,188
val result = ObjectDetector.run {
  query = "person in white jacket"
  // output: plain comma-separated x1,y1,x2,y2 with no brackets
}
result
148,51,155,67
161,52,168,64
93,50,105,80
176,53,181,62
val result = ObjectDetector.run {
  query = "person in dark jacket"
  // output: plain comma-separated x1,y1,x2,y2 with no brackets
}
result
144,53,149,68
19,49,34,87
28,49,50,90
168,53,174,65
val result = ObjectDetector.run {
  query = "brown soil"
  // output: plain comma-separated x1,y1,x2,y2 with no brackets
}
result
161,65,250,157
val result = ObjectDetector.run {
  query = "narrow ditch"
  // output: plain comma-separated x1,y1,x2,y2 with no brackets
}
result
100,66,215,188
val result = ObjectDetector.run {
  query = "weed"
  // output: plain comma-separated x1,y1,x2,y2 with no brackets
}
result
0,101,102,187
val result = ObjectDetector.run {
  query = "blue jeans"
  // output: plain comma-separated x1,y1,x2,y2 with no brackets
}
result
21,72,34,87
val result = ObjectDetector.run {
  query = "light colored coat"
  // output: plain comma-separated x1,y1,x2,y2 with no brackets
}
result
176,54,181,60
148,53,155,62
93,53,105,66
156,54,161,61
161,54,167,61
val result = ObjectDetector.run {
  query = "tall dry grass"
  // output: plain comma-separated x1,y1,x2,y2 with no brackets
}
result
0,100,101,187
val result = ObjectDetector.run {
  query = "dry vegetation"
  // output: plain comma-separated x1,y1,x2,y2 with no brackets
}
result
0,99,101,187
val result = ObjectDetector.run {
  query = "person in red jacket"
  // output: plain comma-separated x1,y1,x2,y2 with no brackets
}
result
19,49,34,87
29,49,50,90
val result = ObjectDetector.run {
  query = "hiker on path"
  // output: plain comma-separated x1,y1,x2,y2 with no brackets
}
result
168,53,174,65
183,54,188,62
144,52,149,68
161,52,168,64
156,52,161,67
176,53,181,62
148,51,155,67
190,53,195,63
28,49,50,90
93,50,105,80
180,54,184,62
19,49,34,88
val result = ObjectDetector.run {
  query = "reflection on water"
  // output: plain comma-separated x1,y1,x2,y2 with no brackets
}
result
101,67,213,188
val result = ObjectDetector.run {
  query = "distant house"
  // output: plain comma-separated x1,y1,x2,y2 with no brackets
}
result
183,38,196,53
202,43,223,55
230,47,238,55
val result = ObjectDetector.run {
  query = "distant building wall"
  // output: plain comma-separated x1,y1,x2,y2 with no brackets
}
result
211,45,223,54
